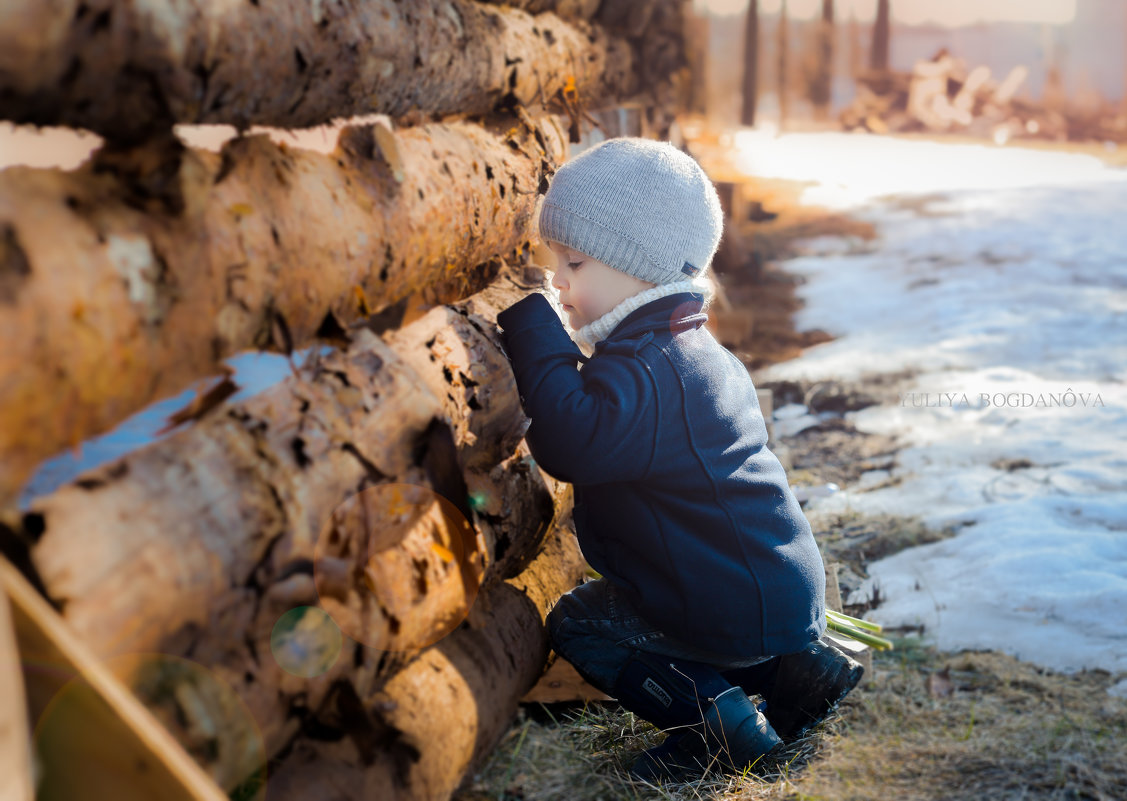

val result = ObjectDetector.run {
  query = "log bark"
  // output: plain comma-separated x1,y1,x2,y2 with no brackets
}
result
0,0,635,141
633,0,691,123
267,519,586,801
480,0,602,23
684,10,709,117
593,0,667,39
0,114,566,512
25,264,566,774
381,0,693,142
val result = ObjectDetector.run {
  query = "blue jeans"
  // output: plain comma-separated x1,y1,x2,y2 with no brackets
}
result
546,578,775,695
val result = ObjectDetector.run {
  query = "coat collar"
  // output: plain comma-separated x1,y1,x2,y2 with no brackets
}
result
572,278,713,353
585,292,711,359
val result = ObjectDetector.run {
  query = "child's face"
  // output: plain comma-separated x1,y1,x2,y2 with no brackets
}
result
546,241,656,330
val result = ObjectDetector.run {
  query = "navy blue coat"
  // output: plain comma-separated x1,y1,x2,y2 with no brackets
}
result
497,291,826,657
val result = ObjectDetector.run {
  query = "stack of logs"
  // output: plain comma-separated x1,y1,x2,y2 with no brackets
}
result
840,49,1127,146
0,1,693,799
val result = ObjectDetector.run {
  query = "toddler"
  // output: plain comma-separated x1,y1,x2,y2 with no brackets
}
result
497,137,862,781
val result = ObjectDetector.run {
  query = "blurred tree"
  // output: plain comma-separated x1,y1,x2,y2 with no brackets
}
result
1121,6,1127,112
777,0,789,128
741,0,759,126
809,0,834,119
870,0,890,72
1042,24,1066,111
848,7,863,79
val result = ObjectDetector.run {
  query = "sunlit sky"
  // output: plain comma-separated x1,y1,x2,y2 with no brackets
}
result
695,0,1078,26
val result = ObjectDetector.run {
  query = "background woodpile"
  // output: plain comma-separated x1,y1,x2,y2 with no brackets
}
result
0,1,694,798
840,49,1127,146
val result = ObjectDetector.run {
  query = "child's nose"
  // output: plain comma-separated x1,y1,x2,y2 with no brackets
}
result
551,270,567,291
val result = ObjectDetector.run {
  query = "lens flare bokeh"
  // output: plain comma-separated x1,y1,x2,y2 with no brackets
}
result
270,606,343,678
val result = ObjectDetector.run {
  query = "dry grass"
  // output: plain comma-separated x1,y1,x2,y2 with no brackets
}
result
455,696,829,801
782,641,1127,801
456,510,1127,801
457,637,1127,801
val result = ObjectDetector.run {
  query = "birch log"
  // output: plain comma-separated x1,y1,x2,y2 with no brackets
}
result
268,519,586,801
0,0,634,141
26,264,566,772
0,114,566,512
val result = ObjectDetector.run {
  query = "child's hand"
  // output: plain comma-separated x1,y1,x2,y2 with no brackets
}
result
498,292,555,331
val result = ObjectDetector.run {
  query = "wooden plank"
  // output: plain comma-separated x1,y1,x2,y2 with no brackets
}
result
0,582,33,801
521,656,611,704
823,560,872,682
825,629,872,681
824,561,844,613
1,558,227,801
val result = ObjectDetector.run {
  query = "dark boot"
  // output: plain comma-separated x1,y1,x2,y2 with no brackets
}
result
720,657,782,699
728,640,863,739
613,652,782,781
628,731,698,783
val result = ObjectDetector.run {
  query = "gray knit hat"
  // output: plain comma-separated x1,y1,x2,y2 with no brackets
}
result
538,137,724,286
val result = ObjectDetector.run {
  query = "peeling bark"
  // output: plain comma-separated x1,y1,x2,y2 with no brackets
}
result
0,115,566,511
24,267,566,776
268,520,586,801
0,0,634,141
494,0,691,143
596,0,692,141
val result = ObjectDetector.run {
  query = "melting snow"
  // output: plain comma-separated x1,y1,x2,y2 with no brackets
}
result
741,131,1127,676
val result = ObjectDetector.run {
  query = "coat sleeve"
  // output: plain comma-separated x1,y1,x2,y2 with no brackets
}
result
497,293,658,485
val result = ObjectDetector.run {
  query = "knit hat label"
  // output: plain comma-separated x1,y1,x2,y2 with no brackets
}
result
681,261,700,277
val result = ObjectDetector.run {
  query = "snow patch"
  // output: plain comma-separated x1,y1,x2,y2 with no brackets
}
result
746,133,1127,673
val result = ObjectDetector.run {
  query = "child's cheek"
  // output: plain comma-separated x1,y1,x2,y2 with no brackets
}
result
570,296,590,325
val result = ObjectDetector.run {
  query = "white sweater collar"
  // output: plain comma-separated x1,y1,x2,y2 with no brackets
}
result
571,276,715,352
